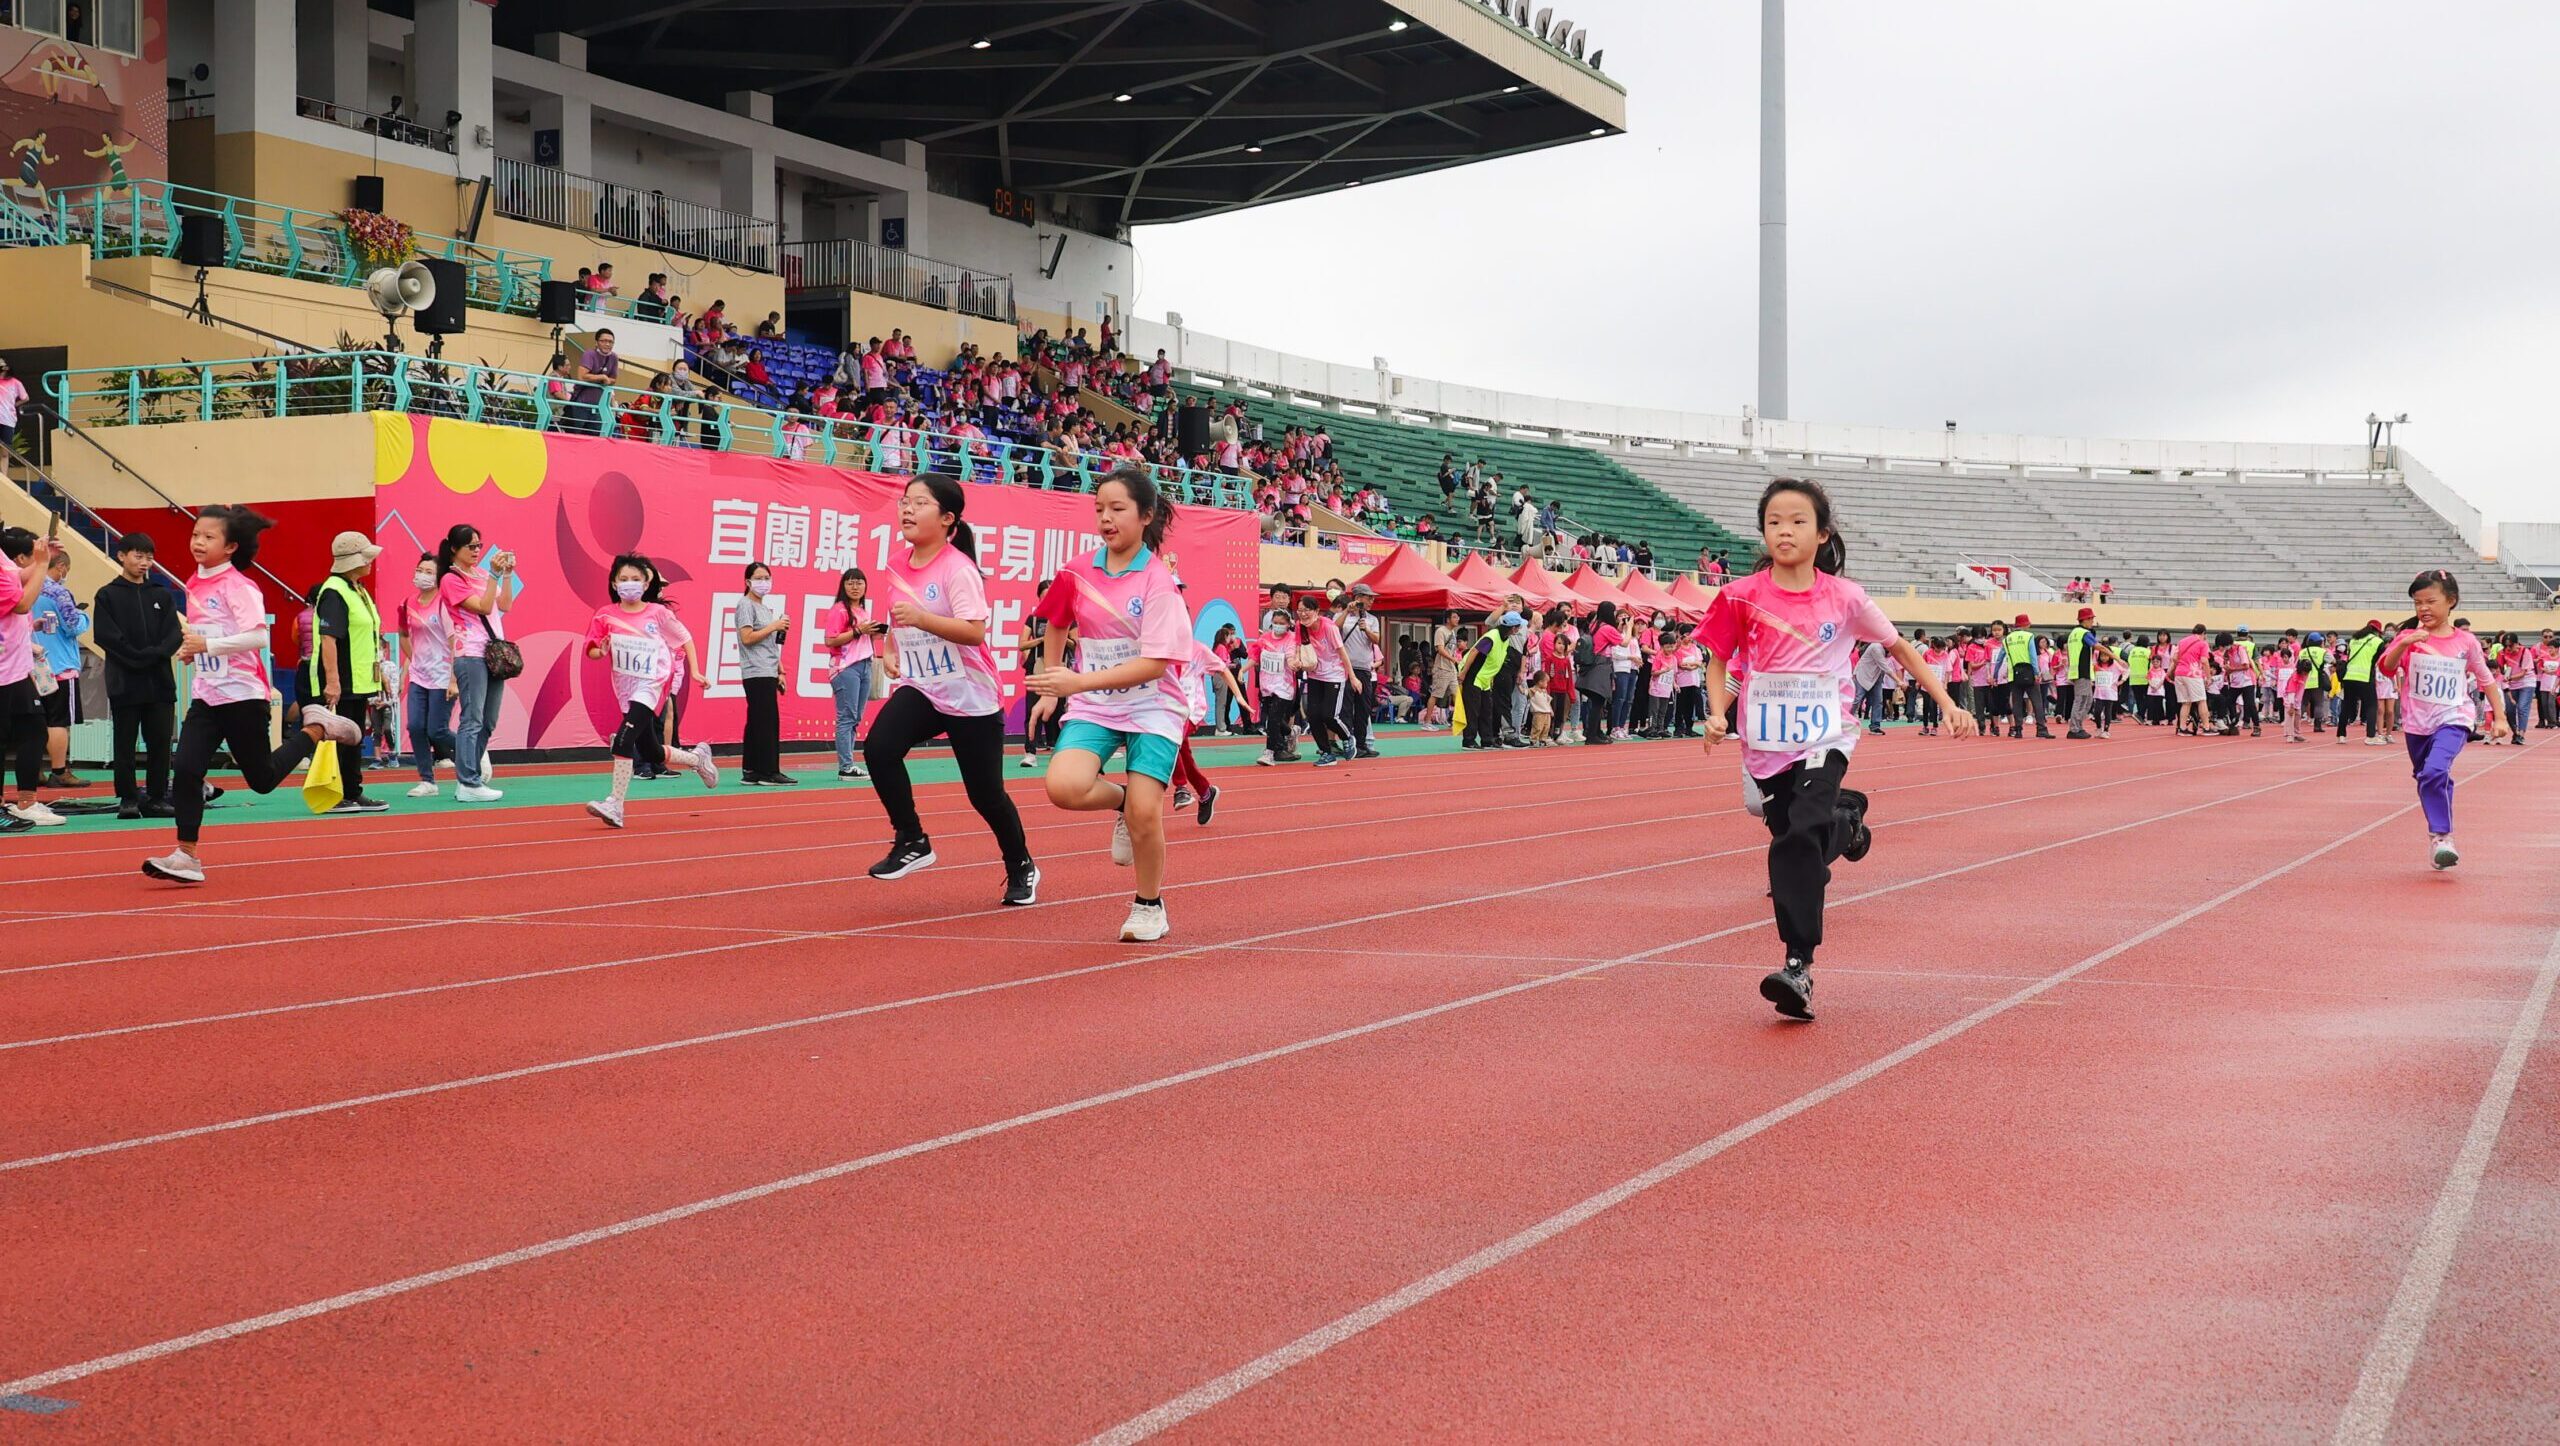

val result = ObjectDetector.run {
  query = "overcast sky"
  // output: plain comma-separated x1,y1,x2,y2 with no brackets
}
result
1133,0,2560,526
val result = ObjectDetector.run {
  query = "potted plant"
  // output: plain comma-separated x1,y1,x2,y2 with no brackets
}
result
338,207,415,272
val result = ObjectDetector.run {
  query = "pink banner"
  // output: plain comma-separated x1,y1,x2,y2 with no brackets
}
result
372,417,1263,751
1333,536,1402,567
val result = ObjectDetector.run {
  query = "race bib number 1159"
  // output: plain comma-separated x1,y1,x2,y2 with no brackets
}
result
1743,672,1843,751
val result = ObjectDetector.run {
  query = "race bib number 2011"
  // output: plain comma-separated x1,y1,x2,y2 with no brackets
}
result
1743,672,1844,752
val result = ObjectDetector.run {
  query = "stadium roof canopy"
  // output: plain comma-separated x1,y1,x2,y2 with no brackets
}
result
500,0,1627,228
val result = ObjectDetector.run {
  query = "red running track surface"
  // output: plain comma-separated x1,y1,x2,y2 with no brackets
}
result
1,732,2554,1442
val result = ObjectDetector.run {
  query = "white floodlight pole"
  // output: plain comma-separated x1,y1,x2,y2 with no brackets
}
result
1758,0,1788,421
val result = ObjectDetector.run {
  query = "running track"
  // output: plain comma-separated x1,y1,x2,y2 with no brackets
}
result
2,732,2554,1441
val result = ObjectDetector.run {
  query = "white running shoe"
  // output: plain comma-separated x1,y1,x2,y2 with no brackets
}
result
1119,900,1169,942
456,783,505,802
406,781,440,799
1019,752,1040,769
1255,750,1275,767
692,746,720,789
1110,811,1133,866
141,849,205,884
299,705,362,745
2431,835,2459,870
8,801,65,827
2366,736,2389,747
586,798,626,830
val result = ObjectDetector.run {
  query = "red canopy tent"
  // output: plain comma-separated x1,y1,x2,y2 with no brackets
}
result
1347,544,1502,614
1613,568,1682,618
1559,564,1634,612
1445,552,1521,611
1506,557,1576,611
1663,572,1718,621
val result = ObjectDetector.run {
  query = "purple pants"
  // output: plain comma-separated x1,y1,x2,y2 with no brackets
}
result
2405,725,2469,835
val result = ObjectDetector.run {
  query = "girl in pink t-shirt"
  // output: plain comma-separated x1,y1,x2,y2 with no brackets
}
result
2380,569,2508,868
580,556,720,829
821,568,881,778
863,475,1037,906
142,508,365,885
1698,479,1974,1020
1027,465,1196,942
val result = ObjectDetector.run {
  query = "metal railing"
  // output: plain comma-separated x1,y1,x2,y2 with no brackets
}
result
494,158,776,272
47,180,552,318
296,96,456,155
41,350,1257,510
779,240,1015,323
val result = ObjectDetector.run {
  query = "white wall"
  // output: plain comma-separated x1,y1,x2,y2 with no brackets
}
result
923,192,1129,321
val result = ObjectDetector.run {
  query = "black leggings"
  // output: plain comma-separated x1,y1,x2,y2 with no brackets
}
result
174,699,315,845
743,676,782,776
1262,693,1296,756
1758,751,1854,964
862,686,1031,866
611,700,669,767
0,677,41,793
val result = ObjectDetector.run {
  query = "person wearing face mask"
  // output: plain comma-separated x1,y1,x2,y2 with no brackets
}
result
582,555,719,828
397,554,458,797
734,561,794,784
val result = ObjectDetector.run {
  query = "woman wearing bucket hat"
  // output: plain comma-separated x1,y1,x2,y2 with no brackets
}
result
304,531,390,813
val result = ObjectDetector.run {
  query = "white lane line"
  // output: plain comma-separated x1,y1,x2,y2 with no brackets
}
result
2331,919,2560,1446
3,737,2194,979
0,756,2383,1409
1082,796,2432,1445
0,749,2286,1055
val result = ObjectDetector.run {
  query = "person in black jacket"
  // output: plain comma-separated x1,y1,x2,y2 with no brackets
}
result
92,532,182,818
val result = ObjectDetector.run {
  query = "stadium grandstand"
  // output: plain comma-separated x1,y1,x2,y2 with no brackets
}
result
5,2,2557,1442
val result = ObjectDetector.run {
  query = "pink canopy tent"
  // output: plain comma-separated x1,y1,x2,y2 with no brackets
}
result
1559,564,1634,612
1445,552,1523,611
1505,557,1577,611
1613,568,1682,618
1348,544,1502,614
1663,572,1718,621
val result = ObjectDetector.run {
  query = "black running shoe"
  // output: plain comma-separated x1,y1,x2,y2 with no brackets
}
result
1001,858,1040,906
869,836,937,880
1836,788,1872,863
1196,783,1219,826
1761,960,1815,1020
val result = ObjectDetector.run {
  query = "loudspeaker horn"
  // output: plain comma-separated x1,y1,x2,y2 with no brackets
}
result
364,267,407,317
396,259,438,309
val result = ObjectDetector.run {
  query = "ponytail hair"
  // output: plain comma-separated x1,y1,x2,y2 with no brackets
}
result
434,522,480,579
198,504,278,572
1099,463,1176,552
1752,477,1847,575
910,471,976,559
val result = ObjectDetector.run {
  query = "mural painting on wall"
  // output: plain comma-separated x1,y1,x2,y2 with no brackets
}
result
0,1,168,209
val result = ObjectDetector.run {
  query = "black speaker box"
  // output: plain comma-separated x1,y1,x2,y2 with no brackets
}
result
1175,405,1211,455
410,257,469,335
176,213,228,269
351,174,386,213
537,279,581,325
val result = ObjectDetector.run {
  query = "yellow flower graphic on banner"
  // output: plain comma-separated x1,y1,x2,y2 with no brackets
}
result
426,417,548,499
372,412,415,487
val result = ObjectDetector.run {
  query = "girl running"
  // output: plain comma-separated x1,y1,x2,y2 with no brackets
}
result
142,508,365,884
2380,569,2507,868
582,556,720,828
864,474,1040,907
821,567,880,778
1700,479,1974,1020
1026,465,1197,943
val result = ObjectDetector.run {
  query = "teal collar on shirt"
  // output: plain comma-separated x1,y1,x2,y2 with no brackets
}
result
1091,545,1153,578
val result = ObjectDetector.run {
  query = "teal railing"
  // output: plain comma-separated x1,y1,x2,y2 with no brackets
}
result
47,181,551,318
42,350,1258,510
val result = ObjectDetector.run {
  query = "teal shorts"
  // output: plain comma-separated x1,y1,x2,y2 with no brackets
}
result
1056,719,1181,784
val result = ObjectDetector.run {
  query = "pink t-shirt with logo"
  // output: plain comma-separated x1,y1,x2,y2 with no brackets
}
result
1031,547,1195,742
400,596,453,691
185,563,273,706
1695,569,1897,780
2171,634,2211,678
439,565,494,660
822,600,876,677
884,541,1000,717
2393,630,2500,737
0,563,27,688
582,603,692,712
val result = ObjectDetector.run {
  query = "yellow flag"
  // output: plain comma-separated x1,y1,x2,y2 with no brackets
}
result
302,740,344,813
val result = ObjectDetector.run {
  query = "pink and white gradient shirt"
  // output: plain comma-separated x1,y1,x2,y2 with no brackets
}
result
184,562,273,707
1696,569,1898,780
884,541,1001,717
400,596,452,691
583,603,692,712
1032,546,1195,743
2393,629,2501,737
